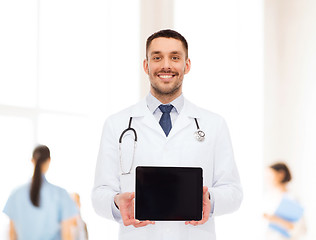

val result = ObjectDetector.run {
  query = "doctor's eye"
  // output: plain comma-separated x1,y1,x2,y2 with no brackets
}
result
152,56,161,61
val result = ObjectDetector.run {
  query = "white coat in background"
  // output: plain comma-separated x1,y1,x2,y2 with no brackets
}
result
92,98,243,240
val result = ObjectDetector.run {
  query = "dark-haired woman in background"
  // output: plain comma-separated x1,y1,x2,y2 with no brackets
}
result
263,162,306,240
3,145,78,240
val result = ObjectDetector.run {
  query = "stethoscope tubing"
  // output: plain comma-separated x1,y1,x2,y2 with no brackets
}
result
119,117,137,143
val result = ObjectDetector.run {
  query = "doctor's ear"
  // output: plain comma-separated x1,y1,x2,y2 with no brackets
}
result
184,58,191,74
143,59,149,75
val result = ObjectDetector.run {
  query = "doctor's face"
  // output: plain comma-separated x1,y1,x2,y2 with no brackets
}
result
143,37,191,102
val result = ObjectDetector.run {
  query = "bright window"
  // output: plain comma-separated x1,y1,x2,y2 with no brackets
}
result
0,0,139,239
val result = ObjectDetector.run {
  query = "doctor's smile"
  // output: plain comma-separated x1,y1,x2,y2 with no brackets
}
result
156,71,178,80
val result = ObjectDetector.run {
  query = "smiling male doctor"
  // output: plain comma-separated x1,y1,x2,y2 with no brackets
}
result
92,29,243,240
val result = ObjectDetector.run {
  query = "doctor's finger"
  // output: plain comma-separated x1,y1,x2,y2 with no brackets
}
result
122,213,136,226
188,219,206,226
185,220,198,226
197,216,208,225
186,212,209,225
203,188,210,201
129,192,135,200
203,204,210,218
197,209,210,225
133,220,155,228
123,218,137,226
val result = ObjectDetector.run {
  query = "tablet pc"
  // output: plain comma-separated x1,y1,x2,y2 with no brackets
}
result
135,166,203,221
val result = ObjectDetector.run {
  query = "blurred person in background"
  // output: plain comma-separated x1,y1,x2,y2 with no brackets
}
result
2,145,78,240
70,193,88,240
263,162,306,240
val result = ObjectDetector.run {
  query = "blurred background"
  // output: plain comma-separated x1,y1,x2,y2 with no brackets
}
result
0,0,315,239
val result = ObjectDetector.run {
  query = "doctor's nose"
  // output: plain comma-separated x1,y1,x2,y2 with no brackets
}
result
161,58,172,69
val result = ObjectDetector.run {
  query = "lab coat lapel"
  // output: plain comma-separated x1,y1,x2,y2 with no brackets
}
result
131,99,166,137
168,99,201,139
142,112,166,137
167,113,191,139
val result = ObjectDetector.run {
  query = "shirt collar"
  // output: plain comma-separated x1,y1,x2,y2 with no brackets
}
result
146,92,184,114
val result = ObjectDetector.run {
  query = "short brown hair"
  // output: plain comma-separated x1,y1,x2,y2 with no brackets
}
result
270,162,292,183
146,29,188,59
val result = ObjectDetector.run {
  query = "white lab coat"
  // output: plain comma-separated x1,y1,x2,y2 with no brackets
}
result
92,98,243,240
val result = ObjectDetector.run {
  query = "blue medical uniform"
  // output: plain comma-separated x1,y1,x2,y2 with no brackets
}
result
3,176,78,240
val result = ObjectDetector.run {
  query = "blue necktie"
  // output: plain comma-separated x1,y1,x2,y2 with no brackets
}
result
159,104,173,137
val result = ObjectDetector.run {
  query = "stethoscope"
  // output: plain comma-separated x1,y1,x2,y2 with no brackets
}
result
119,117,205,175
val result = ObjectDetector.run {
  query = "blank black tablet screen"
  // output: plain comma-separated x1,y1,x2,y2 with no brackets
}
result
135,166,203,221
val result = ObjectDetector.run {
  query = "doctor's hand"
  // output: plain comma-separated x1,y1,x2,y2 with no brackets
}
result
114,192,155,228
185,186,211,226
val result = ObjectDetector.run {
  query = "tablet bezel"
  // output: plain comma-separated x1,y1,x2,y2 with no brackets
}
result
135,166,203,221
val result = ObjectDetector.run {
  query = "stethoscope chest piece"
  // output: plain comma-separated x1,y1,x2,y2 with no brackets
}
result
195,129,205,142
194,118,205,142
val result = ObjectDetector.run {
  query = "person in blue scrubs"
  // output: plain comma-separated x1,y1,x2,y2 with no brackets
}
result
263,162,307,239
3,145,78,240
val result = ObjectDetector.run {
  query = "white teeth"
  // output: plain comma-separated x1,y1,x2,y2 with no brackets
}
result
159,75,173,79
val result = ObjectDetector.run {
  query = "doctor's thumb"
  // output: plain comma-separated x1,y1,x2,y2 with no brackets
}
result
129,192,135,199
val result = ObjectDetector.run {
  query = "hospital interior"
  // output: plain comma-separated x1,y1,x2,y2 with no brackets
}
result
0,0,315,239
